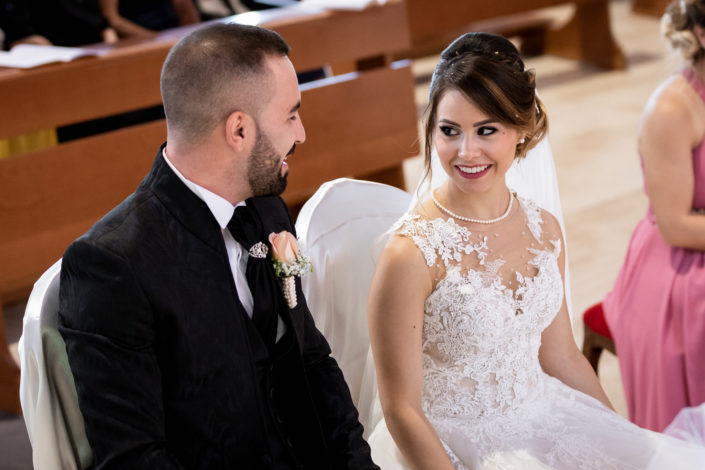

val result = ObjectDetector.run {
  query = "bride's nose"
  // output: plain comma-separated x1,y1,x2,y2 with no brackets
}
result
457,135,481,159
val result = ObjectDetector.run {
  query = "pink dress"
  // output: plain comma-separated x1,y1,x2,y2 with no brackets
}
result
604,67,705,432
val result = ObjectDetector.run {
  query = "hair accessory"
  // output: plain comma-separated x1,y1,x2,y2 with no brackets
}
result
431,188,514,224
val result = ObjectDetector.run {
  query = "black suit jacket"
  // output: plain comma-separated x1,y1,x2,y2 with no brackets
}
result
59,145,378,470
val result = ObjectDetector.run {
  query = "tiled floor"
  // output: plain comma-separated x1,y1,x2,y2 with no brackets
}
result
1,1,669,467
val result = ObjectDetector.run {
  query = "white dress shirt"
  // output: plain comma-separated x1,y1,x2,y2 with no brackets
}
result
163,149,285,340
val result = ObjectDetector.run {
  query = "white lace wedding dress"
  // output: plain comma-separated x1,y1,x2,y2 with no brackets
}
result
368,194,705,470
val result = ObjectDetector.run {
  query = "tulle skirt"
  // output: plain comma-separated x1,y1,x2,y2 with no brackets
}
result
368,375,705,469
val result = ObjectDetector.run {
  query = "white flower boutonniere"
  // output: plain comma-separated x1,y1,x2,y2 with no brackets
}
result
268,231,313,308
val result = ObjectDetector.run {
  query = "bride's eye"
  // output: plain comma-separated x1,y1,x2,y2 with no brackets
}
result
439,125,459,136
478,126,497,136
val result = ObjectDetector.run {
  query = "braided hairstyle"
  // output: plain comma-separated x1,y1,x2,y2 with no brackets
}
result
662,0,705,63
423,32,548,182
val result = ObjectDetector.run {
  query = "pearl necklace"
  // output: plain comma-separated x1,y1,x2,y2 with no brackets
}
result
431,189,514,224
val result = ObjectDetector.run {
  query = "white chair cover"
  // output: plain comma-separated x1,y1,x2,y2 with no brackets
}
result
19,259,93,470
296,178,411,438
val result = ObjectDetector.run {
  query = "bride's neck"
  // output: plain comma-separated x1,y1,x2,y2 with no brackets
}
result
439,183,511,221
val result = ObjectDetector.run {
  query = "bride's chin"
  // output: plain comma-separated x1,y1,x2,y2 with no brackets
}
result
448,176,496,195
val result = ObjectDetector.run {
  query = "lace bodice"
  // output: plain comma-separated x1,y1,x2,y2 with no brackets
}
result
393,195,569,458
371,200,705,470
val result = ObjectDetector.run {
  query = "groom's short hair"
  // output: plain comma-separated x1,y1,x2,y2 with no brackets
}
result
160,23,290,144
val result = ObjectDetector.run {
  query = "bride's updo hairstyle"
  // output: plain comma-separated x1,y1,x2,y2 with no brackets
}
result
423,32,548,179
661,0,705,63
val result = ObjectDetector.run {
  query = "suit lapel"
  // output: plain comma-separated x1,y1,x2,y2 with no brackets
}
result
247,196,306,347
141,149,306,350
141,144,227,257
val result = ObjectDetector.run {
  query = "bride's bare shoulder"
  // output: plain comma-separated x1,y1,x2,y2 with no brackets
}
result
381,231,428,267
373,233,435,297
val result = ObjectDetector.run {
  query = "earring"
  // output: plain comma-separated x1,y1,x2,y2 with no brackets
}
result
519,137,526,144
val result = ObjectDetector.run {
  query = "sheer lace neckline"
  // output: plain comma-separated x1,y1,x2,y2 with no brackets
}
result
391,195,567,461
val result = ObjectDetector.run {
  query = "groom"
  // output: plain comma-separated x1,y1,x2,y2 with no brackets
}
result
58,23,378,469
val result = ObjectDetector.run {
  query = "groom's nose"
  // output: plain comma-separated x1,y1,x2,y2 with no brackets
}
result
295,116,306,144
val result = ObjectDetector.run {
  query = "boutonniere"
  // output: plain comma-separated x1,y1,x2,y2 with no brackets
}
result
268,231,313,308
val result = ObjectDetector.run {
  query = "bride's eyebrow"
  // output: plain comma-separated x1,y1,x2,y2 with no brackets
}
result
472,119,496,127
438,118,460,126
438,118,496,128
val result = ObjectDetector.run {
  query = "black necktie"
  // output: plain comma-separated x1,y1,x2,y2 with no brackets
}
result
227,203,279,348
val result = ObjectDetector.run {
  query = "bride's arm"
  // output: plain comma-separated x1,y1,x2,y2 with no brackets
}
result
538,216,615,411
368,236,455,470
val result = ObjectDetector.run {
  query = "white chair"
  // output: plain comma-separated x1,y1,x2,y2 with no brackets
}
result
296,178,411,438
19,259,93,470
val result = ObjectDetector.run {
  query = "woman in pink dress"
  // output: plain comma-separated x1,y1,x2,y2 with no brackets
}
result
604,0,705,432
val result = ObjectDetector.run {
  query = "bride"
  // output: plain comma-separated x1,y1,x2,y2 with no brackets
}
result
366,32,705,469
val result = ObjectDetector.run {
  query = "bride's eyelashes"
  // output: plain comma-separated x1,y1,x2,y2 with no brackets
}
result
439,125,459,136
438,125,499,138
477,126,497,136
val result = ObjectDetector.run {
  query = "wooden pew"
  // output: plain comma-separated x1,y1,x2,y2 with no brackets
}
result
403,0,626,70
0,0,419,414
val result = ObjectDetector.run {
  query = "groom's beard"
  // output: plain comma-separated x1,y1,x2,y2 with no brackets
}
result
247,127,289,197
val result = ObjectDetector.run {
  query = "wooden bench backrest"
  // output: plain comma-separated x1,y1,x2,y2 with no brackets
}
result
405,0,567,46
402,0,625,70
0,0,419,300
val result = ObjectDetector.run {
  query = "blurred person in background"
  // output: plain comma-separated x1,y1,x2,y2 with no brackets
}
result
604,0,705,432
0,0,116,158
98,0,199,39
0,0,116,49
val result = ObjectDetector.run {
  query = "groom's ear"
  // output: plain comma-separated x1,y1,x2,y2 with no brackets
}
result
224,111,255,153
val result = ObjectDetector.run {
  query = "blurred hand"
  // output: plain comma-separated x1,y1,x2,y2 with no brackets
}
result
102,27,119,44
11,34,52,48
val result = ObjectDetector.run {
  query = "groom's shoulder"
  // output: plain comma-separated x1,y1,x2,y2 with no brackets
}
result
68,187,164,260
